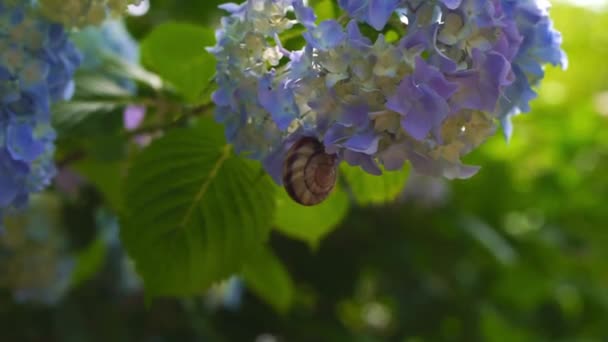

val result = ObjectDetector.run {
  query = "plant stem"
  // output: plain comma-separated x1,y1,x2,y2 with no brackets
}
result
125,102,214,137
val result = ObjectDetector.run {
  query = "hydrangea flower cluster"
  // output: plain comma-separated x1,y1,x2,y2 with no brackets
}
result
71,18,139,91
71,19,138,70
38,0,142,27
210,0,566,183
0,1,81,222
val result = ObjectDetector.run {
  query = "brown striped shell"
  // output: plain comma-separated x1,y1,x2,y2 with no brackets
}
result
282,137,338,206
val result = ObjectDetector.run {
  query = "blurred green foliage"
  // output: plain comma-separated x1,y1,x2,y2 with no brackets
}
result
1,1,607,341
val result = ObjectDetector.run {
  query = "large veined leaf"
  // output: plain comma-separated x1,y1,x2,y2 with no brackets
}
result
340,164,410,205
121,119,276,296
274,185,349,249
141,22,216,103
242,247,295,314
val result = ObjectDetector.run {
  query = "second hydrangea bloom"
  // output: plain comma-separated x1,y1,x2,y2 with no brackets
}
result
211,0,566,183
38,0,142,27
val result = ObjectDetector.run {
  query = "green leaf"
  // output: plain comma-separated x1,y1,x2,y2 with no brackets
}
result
52,72,132,132
121,119,276,296
104,55,163,91
481,306,538,342
242,247,295,314
311,0,336,21
73,73,134,98
73,160,125,211
274,185,349,249
141,22,216,103
52,100,122,132
340,164,410,205
71,237,108,288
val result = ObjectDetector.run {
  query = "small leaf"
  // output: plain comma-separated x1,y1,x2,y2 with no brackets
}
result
73,160,125,211
71,237,107,288
274,185,349,249
52,71,134,132
340,164,410,205
52,100,122,131
121,118,276,296
141,22,216,103
74,73,134,98
104,56,163,91
242,247,295,314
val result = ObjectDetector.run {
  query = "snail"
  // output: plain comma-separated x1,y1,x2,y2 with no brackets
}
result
282,137,338,206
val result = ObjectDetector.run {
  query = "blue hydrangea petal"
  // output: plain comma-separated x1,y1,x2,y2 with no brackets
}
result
293,0,316,28
346,20,371,49
6,122,45,162
0,150,22,207
441,0,463,10
367,0,400,30
257,73,299,131
303,20,346,51
338,103,369,128
338,0,367,20
343,149,382,175
218,2,246,14
323,123,351,147
343,130,379,154
212,87,232,107
339,0,399,30
496,65,537,116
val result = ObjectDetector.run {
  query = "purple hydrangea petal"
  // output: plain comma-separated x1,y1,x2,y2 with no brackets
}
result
449,49,513,113
123,105,146,131
343,149,382,175
441,0,463,10
343,130,379,154
386,58,457,140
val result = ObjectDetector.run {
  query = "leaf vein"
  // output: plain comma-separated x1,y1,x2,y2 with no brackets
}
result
179,144,231,227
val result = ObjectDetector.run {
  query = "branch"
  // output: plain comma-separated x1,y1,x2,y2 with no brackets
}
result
125,102,214,137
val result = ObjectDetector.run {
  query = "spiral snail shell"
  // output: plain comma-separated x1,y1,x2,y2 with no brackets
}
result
283,137,338,206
